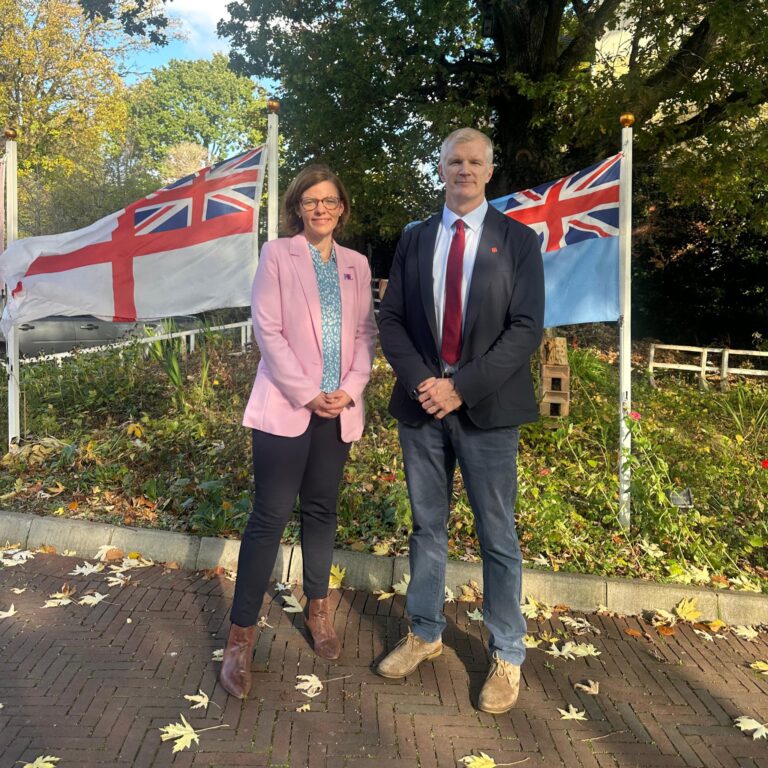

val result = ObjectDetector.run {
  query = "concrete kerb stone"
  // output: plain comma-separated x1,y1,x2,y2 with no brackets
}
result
197,537,242,572
605,578,720,619
109,527,200,571
0,509,34,548
716,590,768,625
2,510,768,621
27,516,115,557
523,569,606,613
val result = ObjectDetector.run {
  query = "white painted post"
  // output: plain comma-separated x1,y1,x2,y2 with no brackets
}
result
618,114,634,530
4,129,20,445
266,99,280,242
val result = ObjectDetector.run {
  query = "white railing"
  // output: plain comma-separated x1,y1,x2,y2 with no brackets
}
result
648,343,768,390
17,321,253,366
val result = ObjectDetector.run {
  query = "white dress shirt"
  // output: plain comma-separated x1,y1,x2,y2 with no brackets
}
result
432,199,488,371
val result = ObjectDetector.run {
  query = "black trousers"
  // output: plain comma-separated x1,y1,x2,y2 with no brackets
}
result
230,415,351,627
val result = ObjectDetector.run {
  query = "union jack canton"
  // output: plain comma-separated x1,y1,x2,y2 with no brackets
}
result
492,153,622,253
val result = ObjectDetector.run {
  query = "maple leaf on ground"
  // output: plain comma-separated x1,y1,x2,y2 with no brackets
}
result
211,649,224,661
457,580,483,602
730,575,761,592
375,590,395,601
521,595,553,621
274,581,292,592
571,643,601,657
444,586,456,603
21,757,61,768
733,625,759,641
184,689,211,710
693,628,715,642
459,752,498,767
574,680,600,695
545,642,576,660
558,704,588,721
78,592,109,607
372,541,390,556
257,616,273,629
673,597,702,623
466,608,484,622
159,713,228,753
523,635,541,649
705,619,728,633
11,587,26,594
296,703,311,712
560,615,600,636
106,573,131,588
749,661,768,676
69,562,105,577
647,608,677,627
392,574,410,595
0,604,17,619
281,594,304,613
295,674,324,698
328,564,346,589
734,715,768,740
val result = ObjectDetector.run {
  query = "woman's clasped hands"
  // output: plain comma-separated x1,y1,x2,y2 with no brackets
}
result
306,390,353,418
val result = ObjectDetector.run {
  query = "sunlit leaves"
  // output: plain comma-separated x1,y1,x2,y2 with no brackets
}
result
734,716,768,740
0,604,17,619
20,757,61,768
521,596,553,621
558,704,588,721
281,594,304,613
328,564,346,590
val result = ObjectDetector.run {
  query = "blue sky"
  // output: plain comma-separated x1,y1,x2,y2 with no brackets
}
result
123,0,234,79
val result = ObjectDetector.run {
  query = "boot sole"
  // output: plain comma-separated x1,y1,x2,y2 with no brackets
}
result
477,700,517,714
375,647,443,679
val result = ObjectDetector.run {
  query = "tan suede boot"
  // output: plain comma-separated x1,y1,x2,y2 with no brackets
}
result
219,623,256,699
477,652,521,713
375,632,443,678
305,597,341,660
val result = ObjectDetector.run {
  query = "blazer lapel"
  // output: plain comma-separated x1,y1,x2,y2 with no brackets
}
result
335,245,358,373
417,215,440,347
289,234,323,350
462,208,503,350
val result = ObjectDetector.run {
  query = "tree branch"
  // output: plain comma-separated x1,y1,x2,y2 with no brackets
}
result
557,0,624,75
674,84,768,143
644,15,715,90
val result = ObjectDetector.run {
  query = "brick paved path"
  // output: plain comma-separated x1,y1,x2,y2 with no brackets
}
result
1,553,767,768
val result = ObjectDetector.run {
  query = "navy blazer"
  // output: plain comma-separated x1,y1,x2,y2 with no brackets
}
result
379,204,545,428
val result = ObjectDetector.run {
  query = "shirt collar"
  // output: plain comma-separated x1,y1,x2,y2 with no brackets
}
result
441,199,488,232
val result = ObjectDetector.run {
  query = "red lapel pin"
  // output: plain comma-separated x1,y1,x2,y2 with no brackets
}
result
491,247,498,253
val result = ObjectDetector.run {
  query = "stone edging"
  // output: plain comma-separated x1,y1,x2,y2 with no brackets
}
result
1,508,766,624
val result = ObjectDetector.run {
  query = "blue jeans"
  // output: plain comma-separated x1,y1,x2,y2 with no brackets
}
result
398,413,526,665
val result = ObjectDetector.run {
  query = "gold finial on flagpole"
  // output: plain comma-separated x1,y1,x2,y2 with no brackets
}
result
4,128,18,140
266,98,280,114
619,113,635,127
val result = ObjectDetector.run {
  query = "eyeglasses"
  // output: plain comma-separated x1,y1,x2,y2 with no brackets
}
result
299,196,341,211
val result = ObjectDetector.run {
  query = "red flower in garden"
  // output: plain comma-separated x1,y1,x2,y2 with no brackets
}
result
761,459,768,469
629,411,641,421
539,468,551,476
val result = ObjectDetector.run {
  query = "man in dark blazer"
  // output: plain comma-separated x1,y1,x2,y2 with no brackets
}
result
376,127,544,713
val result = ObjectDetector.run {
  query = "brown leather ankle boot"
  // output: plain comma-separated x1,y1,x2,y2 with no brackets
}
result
305,597,341,660
219,623,256,699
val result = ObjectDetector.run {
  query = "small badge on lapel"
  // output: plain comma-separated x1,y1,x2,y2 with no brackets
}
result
343,272,354,280
491,247,498,253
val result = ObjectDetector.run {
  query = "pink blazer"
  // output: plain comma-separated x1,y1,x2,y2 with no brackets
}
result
242,234,378,442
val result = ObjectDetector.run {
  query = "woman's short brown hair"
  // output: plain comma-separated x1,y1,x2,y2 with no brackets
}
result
281,164,351,236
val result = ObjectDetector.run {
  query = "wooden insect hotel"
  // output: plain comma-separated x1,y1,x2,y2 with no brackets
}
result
539,336,570,417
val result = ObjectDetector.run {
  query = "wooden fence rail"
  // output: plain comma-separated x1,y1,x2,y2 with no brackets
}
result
648,343,768,390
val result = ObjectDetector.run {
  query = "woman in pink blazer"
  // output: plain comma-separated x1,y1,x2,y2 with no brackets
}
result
219,165,378,700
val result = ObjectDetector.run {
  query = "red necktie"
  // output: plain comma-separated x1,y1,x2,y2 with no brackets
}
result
440,219,465,365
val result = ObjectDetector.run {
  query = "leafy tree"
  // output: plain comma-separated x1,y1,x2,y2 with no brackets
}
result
216,0,768,237
128,54,267,166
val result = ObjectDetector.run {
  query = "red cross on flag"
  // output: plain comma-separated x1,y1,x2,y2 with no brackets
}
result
0,146,267,336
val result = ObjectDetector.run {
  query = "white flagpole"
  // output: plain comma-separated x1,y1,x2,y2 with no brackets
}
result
266,98,279,242
3,128,20,446
618,113,634,529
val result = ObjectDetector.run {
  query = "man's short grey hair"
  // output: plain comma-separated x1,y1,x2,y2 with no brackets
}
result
440,128,494,165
